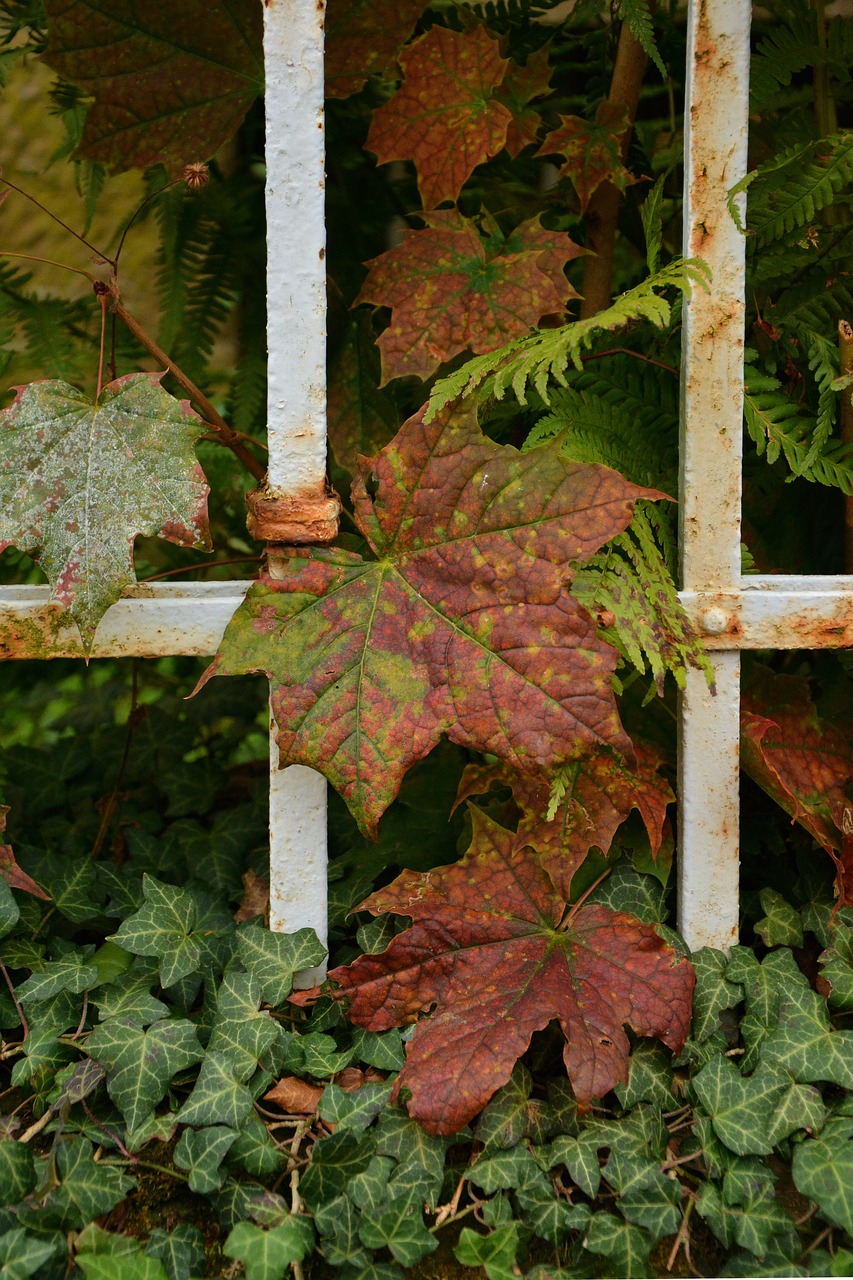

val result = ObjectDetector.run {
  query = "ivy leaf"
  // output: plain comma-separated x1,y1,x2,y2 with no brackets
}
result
329,808,694,1134
691,1056,790,1156
78,1255,168,1280
819,924,853,1010
203,403,654,836
456,738,674,899
42,0,263,172
19,1138,134,1231
85,1018,203,1131
792,1117,853,1233
366,25,511,208
145,1225,204,1280
15,955,98,1004
223,1218,315,1280
0,376,211,649
539,104,637,212
298,1130,376,1210
358,1192,439,1267
109,875,203,988
236,922,326,1005
0,1141,37,1205
741,665,853,903
174,1126,238,1194
325,0,422,99
455,1225,520,1280
691,948,744,1043
356,213,583,385
583,1213,652,1278
178,1051,255,1129
754,888,803,948
319,1082,394,1131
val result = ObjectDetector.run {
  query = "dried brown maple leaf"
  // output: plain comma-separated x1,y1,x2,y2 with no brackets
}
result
456,741,674,898
365,25,512,208
329,807,694,1134
538,103,637,212
356,212,584,384
741,664,853,904
325,0,423,98
200,402,659,835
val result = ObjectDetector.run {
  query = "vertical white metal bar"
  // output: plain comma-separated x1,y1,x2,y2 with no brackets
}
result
263,0,328,980
678,0,751,950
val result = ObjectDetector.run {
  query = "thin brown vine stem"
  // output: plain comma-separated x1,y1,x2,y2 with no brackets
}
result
0,959,27,1041
666,1192,695,1273
81,1099,134,1160
113,179,181,277
91,658,140,860
581,346,678,374
561,868,613,927
109,294,267,483
0,174,114,266
0,250,97,284
580,19,649,318
95,293,108,402
69,992,89,1041
140,557,260,582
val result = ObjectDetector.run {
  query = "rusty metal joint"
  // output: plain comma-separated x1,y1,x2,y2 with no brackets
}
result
246,482,342,545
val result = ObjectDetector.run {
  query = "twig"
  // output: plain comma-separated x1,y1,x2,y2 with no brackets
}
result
0,251,97,283
581,21,649,318
428,1200,477,1234
19,1109,54,1143
81,1099,134,1160
581,346,678,374
290,1167,305,1280
140,557,260,583
434,1172,467,1228
69,993,89,1041
110,294,267,482
0,960,27,1041
0,174,113,265
666,1192,694,1273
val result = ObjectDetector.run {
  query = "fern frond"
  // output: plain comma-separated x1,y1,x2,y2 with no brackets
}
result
571,503,713,693
731,133,853,247
749,10,820,110
802,328,838,469
617,0,666,77
640,173,667,274
427,258,708,418
743,365,853,491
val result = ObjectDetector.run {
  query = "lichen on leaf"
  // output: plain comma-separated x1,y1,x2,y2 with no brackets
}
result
42,0,263,173
0,373,211,651
356,213,585,384
201,402,661,836
329,807,694,1134
365,25,512,208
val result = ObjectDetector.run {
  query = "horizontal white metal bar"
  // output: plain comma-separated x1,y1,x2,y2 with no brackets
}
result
0,582,250,659
680,583,853,648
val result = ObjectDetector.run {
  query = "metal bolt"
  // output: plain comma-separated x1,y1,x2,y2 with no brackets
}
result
699,607,728,635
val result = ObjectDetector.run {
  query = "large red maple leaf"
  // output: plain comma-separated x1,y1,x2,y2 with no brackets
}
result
356,213,584,384
456,742,674,899
201,402,659,835
330,808,694,1134
325,0,423,99
365,25,512,208
741,665,853,904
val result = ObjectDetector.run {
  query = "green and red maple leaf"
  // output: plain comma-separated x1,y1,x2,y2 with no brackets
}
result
366,25,524,208
329,806,694,1134
356,213,585,384
741,664,853,904
203,402,661,835
43,0,263,172
539,103,637,212
0,373,211,650
325,0,423,98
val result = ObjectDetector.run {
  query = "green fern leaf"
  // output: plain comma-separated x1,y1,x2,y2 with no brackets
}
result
640,173,667,274
732,134,853,247
750,10,820,110
617,0,666,78
743,363,853,492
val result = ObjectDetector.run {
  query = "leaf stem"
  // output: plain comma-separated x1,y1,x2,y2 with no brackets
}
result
0,250,97,283
0,174,113,266
109,293,267,482
0,959,28,1042
581,346,678,375
95,291,108,403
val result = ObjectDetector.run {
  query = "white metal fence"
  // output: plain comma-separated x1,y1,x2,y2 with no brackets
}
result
0,0,849,959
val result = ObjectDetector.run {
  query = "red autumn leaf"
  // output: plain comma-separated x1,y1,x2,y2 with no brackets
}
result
741,665,853,904
0,808,49,900
538,103,636,212
325,0,424,98
42,0,263,173
200,402,659,835
329,808,694,1134
456,741,674,899
356,212,584,384
366,25,512,208
496,50,553,156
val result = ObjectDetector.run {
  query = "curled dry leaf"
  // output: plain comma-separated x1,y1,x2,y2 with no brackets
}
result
329,807,694,1135
264,1076,324,1116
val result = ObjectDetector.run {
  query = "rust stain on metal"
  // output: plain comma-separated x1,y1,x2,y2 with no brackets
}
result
246,483,342,545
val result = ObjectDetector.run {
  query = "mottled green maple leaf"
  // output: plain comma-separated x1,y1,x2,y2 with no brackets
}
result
357,213,583,384
0,374,210,650
538,103,636,212
325,0,423,99
201,402,656,835
366,25,512,208
42,0,263,172
329,807,694,1134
